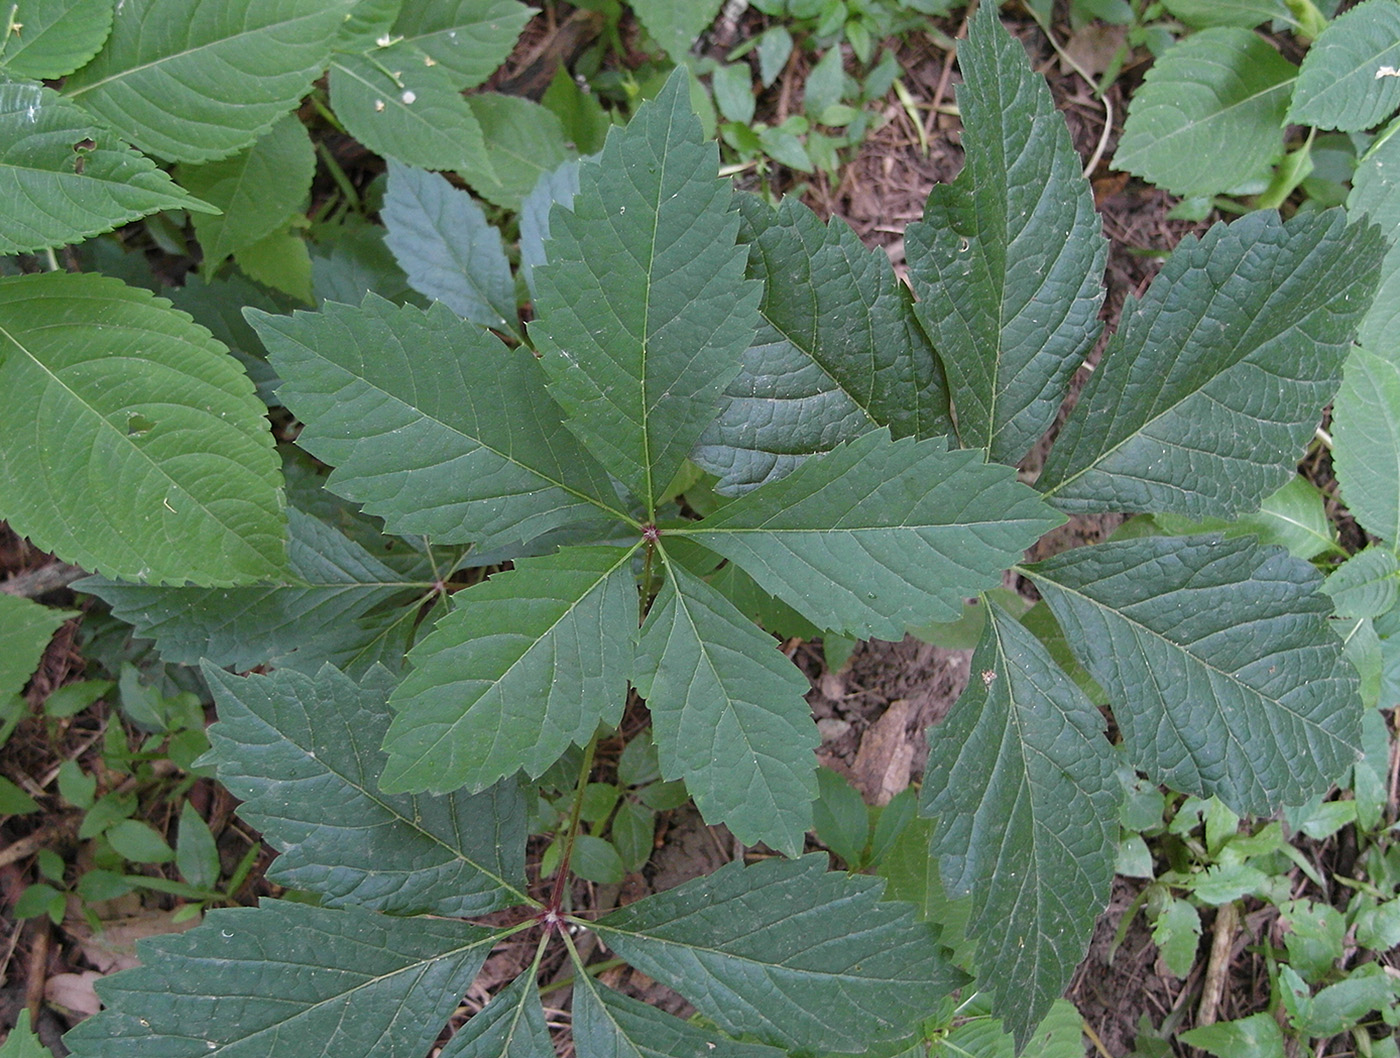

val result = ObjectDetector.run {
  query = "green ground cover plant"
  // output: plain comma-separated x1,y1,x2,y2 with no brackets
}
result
1,1,1395,1054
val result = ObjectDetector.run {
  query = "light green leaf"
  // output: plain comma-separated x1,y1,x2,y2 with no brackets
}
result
63,901,500,1058
1039,209,1384,519
531,69,760,510
105,819,173,863
1025,535,1362,814
337,0,403,50
571,974,784,1058
455,93,574,210
437,971,552,1058
929,998,1086,1058
381,160,516,334
0,272,286,585
1115,29,1296,197
181,115,315,265
592,855,964,1053
694,194,948,494
203,663,528,916
1151,897,1203,977
681,430,1063,639
235,224,313,303
0,777,39,816
0,593,71,699
391,0,532,89
0,0,113,79
921,603,1117,1048
175,801,219,891
1348,123,1400,358
329,46,488,173
905,3,1107,465
63,0,352,164
252,296,625,550
0,1010,52,1058
628,0,724,63
382,547,637,795
1149,475,1338,560
79,510,421,671
633,561,817,856
1160,0,1292,27
1288,0,1400,132
1335,346,1400,542
1323,545,1400,619
0,79,215,255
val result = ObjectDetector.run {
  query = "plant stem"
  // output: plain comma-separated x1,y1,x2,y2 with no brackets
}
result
548,732,600,912
537,957,626,996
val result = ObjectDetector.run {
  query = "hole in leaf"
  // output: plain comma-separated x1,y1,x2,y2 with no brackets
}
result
125,413,155,437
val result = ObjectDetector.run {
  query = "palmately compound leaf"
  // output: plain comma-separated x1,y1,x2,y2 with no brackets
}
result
180,115,316,266
0,79,215,255
202,663,529,917
328,45,490,176
1025,535,1362,814
693,193,949,494
0,0,113,79
905,2,1106,466
681,430,1063,639
1334,346,1400,544
1288,0,1400,133
1115,28,1296,198
1038,209,1385,519
381,547,638,795
390,0,533,89
436,970,552,1058
0,593,74,700
381,161,518,335
78,509,424,671
0,272,286,586
252,296,626,550
633,561,817,856
921,603,1118,1048
571,974,785,1058
531,69,760,511
62,0,353,164
1348,124,1400,359
62,901,499,1058
591,855,965,1054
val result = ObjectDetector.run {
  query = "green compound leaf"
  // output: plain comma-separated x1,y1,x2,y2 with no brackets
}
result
0,593,73,699
627,0,724,63
591,855,965,1054
1025,535,1363,814
0,79,214,255
905,3,1107,466
62,900,500,1058
381,160,517,334
391,0,533,89
78,509,422,671
181,114,316,266
1039,209,1385,519
1115,28,1296,198
382,547,637,795
681,430,1063,639
531,69,760,511
1334,346,1400,544
921,603,1117,1048
252,296,624,550
202,663,528,917
693,194,948,494
571,974,785,1058
1348,124,1400,359
329,46,489,174
1322,546,1400,620
0,272,286,586
633,561,817,856
437,971,552,1058
0,0,113,79
63,0,353,164
1288,0,1400,132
